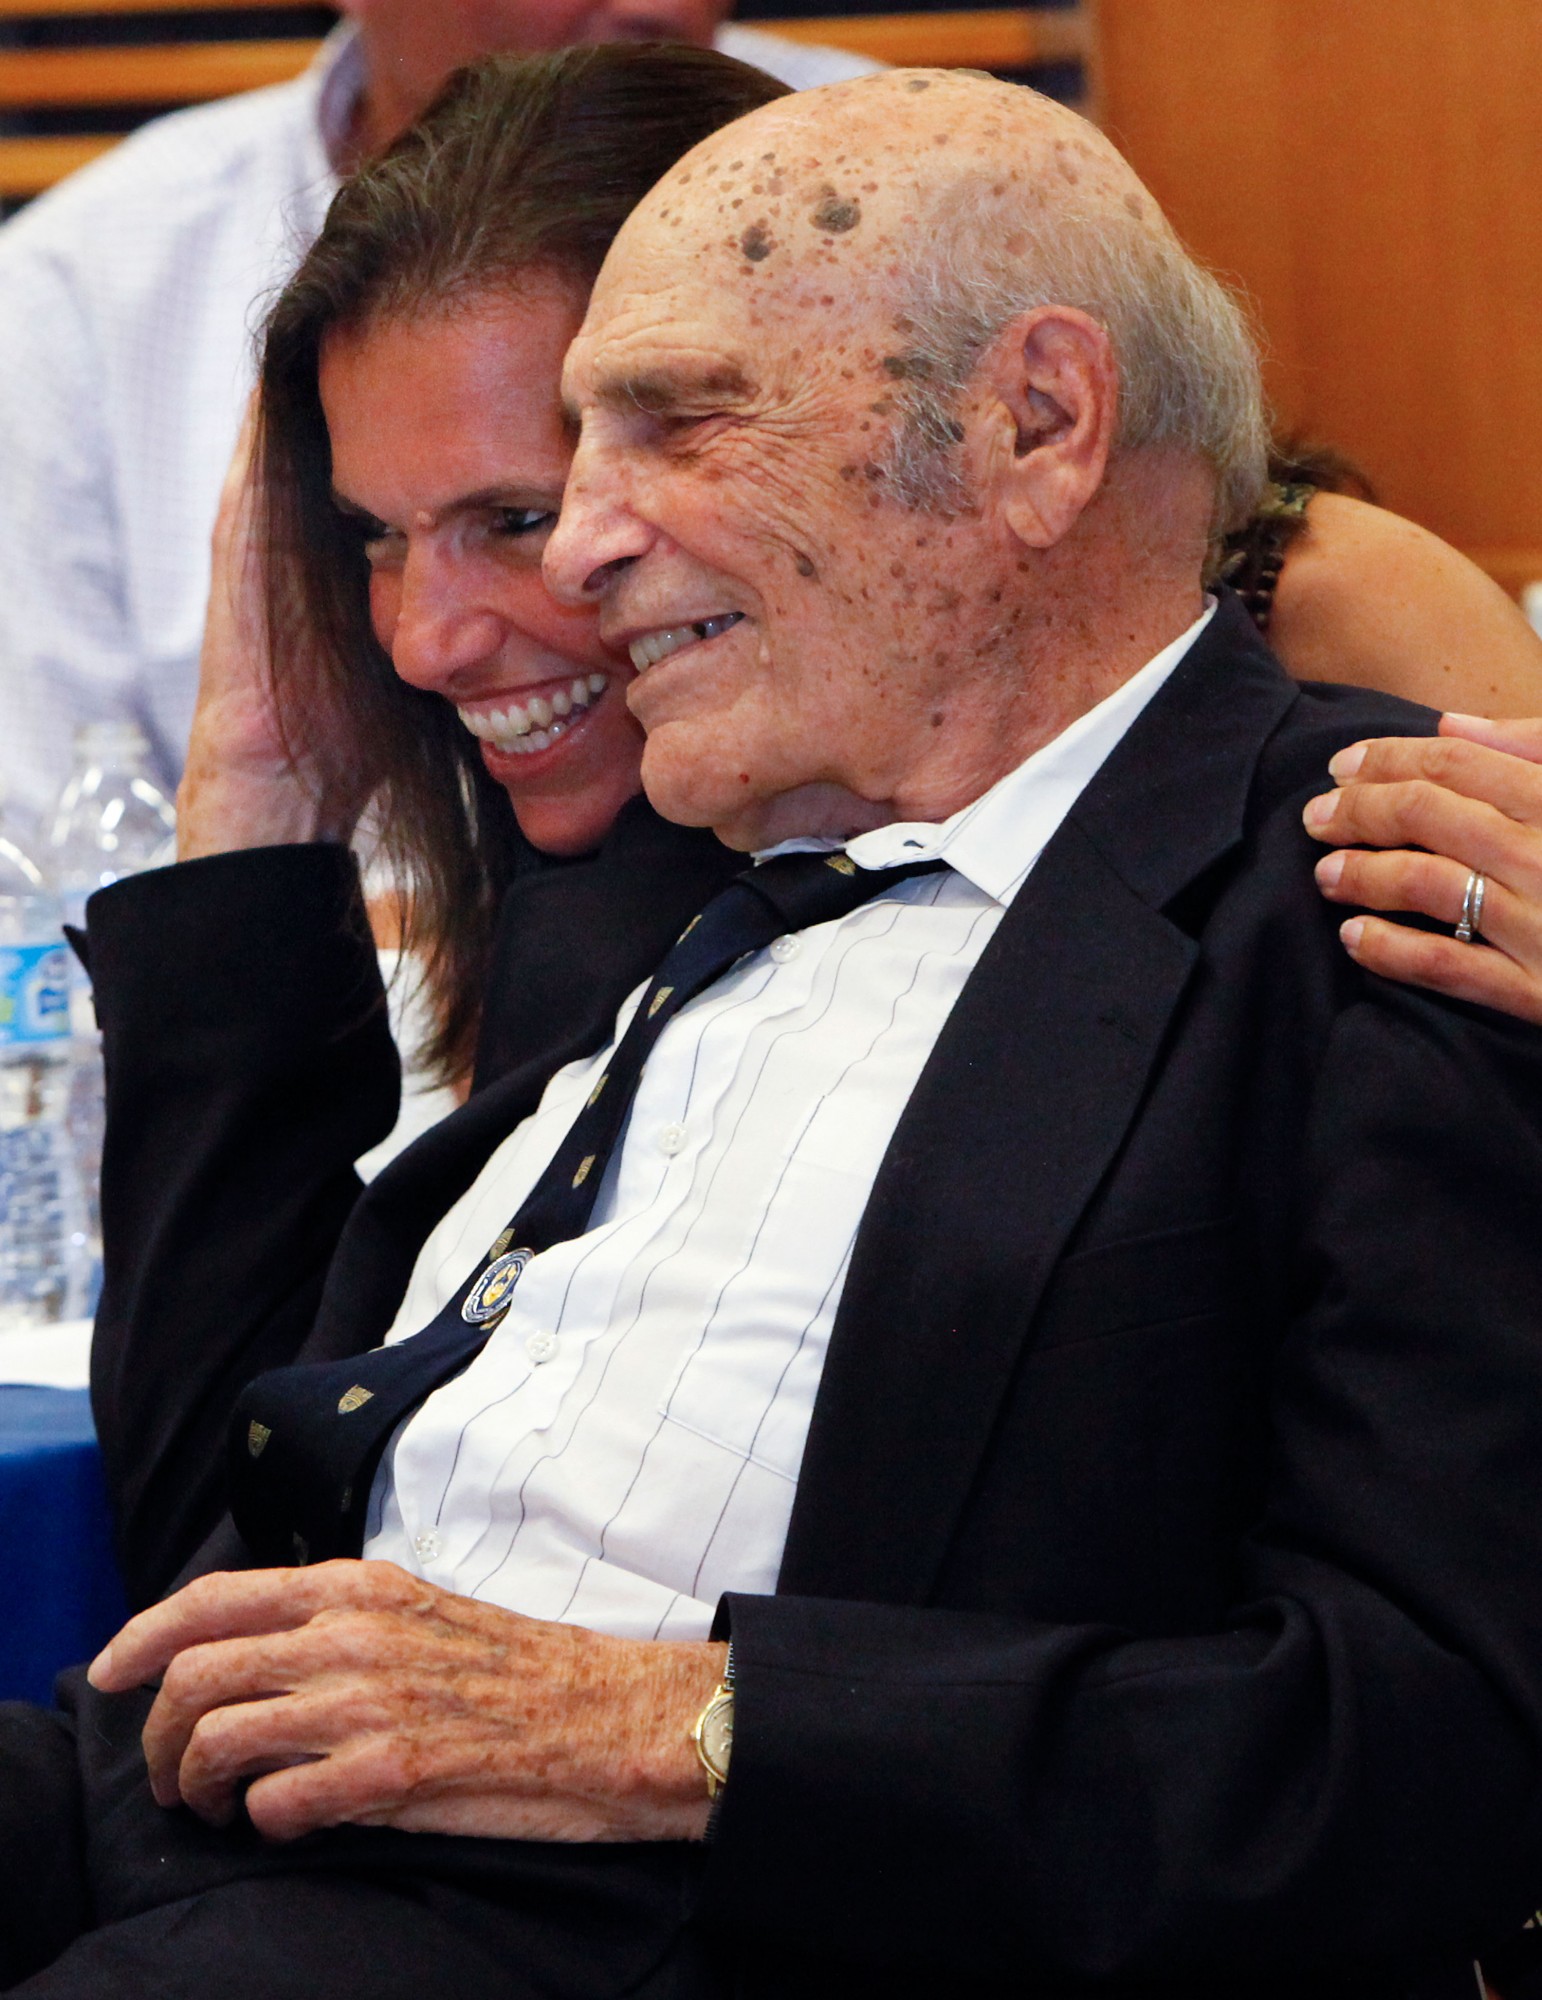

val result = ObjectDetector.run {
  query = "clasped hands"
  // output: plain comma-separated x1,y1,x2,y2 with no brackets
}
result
88,1561,723,1846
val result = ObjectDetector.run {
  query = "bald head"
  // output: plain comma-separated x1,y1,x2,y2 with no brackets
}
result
617,64,1161,284
547,70,1263,849
590,70,1264,530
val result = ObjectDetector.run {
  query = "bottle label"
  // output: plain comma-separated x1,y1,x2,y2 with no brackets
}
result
0,944,71,1046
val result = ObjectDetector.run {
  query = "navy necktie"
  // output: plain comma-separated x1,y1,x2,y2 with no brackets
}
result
229,847,946,1566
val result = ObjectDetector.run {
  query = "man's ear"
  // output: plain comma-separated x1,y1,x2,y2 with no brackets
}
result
970,307,1118,551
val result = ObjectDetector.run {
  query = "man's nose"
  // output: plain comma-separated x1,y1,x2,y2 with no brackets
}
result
598,0,714,42
544,442,649,609
388,544,505,693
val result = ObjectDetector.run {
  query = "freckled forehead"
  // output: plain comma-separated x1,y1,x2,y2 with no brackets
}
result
565,71,1158,408
578,69,1148,343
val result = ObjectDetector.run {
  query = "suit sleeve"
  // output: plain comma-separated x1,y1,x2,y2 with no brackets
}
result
88,844,400,1608
705,985,1542,1983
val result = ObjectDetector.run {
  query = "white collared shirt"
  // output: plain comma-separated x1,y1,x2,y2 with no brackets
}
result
364,607,1214,1635
0,24,879,826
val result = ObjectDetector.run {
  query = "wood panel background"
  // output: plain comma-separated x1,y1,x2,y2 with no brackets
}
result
1096,0,1542,590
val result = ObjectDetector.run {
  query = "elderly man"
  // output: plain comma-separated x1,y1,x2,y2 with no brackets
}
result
0,0,876,828
11,65,1542,2000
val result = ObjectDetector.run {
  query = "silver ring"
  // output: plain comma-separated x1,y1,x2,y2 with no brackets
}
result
1455,870,1486,943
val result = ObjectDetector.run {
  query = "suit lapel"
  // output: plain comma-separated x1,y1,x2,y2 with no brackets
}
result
778,598,1299,1602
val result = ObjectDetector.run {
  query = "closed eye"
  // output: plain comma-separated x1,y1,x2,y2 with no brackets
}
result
493,506,556,539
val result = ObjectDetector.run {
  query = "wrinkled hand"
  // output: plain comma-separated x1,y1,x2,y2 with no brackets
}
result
87,1562,723,1845
179,405,373,858
1304,713,1542,1024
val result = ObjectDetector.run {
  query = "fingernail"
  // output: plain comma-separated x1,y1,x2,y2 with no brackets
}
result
1302,793,1336,831
1340,917,1365,952
1327,742,1366,781
86,1642,112,1689
1443,713,1483,729
1315,852,1345,889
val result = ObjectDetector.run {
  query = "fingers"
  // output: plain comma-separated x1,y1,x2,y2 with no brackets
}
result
1336,916,1542,1026
133,1574,451,1819
1303,779,1542,895
1313,846,1519,944
1319,733,1542,829
89,1561,428,1692
1441,712,1542,762
171,1682,393,1830
243,1731,435,1843
139,1618,378,1810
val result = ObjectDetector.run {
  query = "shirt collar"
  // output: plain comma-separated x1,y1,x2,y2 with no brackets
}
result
759,599,1216,908
311,21,368,176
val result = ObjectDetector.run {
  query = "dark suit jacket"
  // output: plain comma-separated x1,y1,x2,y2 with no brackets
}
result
83,596,1542,1995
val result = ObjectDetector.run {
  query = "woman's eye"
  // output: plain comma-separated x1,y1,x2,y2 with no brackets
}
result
493,507,555,538
361,529,402,567
343,511,398,563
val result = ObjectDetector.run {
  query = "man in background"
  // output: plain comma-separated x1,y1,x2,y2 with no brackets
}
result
0,0,877,827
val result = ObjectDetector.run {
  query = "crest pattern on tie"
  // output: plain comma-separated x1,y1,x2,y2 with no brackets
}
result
227,848,946,1567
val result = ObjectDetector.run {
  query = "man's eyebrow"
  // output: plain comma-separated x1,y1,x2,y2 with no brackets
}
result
586,362,753,417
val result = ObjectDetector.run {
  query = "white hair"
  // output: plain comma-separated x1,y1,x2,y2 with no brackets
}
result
877,178,1270,536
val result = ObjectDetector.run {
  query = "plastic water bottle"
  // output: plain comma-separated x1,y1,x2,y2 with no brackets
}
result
0,827,79,1330
48,722,176,1277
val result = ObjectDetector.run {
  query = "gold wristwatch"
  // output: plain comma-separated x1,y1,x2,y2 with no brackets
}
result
692,1648,735,1800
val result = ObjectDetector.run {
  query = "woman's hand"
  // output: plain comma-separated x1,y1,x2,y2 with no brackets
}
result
178,408,370,859
1304,713,1542,1025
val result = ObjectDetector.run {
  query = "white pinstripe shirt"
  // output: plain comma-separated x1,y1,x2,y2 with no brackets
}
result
365,610,1212,1635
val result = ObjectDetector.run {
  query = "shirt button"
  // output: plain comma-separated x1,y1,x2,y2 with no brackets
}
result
657,1121,687,1156
413,1529,442,1562
769,934,802,963
525,1329,560,1365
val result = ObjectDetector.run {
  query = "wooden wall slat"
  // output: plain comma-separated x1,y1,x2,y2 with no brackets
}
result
0,132,114,195
0,39,319,106
0,0,318,13
0,8,1091,197
769,9,1088,67
1097,0,1542,590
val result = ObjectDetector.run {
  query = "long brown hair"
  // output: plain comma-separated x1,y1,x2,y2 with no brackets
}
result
257,45,789,1080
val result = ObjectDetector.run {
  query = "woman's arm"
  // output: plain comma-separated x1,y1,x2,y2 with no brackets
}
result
1270,493,1542,717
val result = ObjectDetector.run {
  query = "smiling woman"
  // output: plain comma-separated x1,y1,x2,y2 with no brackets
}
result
316,281,642,857
244,44,791,1078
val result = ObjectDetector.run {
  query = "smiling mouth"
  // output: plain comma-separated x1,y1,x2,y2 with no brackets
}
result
629,613,744,673
455,673,610,757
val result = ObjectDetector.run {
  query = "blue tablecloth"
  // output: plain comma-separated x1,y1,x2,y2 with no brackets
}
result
0,1387,125,1704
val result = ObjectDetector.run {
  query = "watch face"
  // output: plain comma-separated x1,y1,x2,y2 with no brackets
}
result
701,1694,734,1777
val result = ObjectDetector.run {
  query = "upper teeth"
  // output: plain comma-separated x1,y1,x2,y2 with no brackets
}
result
456,674,607,753
630,614,743,672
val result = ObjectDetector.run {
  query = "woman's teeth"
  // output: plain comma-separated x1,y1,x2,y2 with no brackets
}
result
456,674,608,755
629,613,743,672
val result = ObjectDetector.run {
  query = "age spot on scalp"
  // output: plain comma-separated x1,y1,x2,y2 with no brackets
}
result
741,223,774,262
812,194,861,234
794,553,817,578
905,77,931,91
